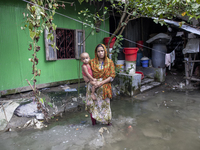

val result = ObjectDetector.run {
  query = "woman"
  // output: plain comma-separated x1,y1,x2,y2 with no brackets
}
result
84,44,115,125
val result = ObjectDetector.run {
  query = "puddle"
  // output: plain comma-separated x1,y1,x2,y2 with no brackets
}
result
0,90,200,150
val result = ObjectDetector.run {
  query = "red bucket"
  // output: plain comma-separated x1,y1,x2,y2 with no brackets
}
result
103,37,116,48
136,71,144,80
136,41,143,49
123,47,139,61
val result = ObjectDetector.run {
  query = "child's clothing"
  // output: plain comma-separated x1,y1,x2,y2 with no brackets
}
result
82,64,93,77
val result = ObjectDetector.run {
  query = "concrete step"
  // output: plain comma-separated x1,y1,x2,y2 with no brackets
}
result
141,78,154,85
140,81,161,92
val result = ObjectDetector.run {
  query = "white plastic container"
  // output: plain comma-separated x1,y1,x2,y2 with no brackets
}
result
125,61,136,75
109,53,112,59
116,60,125,72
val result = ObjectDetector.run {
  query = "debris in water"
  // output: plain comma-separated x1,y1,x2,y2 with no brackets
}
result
22,118,47,129
99,127,109,142
80,121,87,124
65,88,77,92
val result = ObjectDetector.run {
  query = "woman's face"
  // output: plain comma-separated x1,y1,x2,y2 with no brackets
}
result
96,46,105,59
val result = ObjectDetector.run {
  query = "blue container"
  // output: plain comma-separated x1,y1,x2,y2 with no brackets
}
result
141,60,149,67
136,52,143,66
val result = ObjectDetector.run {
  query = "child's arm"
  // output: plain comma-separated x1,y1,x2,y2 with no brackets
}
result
83,75,90,83
82,65,96,81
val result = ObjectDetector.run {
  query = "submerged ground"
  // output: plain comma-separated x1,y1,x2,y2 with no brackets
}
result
0,69,200,150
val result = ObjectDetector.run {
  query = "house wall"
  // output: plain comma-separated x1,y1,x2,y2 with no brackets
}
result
0,0,109,93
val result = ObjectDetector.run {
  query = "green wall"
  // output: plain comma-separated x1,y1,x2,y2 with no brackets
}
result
0,0,109,92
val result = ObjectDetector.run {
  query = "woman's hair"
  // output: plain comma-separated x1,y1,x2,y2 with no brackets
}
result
96,44,104,50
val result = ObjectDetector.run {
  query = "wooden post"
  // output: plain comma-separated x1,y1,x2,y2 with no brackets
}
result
184,55,190,85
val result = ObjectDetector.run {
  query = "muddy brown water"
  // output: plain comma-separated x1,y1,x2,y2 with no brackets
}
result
0,90,200,150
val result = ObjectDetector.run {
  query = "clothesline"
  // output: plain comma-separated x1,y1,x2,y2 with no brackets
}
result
22,0,182,55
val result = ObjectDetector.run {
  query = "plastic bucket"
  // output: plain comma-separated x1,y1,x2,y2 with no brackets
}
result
123,47,139,61
116,60,125,72
141,60,149,67
136,71,144,80
136,41,143,48
125,61,136,75
103,37,116,48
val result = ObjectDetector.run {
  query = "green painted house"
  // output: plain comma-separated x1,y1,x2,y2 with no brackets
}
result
0,0,109,96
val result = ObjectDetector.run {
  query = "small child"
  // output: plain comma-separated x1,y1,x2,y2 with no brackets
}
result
81,52,97,100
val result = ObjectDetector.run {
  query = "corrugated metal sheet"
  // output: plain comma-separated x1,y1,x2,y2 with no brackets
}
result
153,18,200,35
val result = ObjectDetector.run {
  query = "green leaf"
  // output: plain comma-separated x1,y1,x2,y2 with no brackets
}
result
48,102,53,108
47,33,51,39
132,11,136,16
52,23,57,30
52,10,55,16
29,29,36,40
147,7,152,12
39,98,44,104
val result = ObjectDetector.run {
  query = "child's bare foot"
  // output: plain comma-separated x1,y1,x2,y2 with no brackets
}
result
91,93,97,100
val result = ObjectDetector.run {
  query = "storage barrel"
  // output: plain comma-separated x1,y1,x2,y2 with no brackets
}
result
116,60,125,72
152,43,167,68
125,61,136,75
123,47,139,61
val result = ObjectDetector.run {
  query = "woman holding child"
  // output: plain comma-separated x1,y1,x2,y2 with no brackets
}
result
83,44,115,125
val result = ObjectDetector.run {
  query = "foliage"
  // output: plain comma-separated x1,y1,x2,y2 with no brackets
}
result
21,0,67,121
78,0,200,70
78,5,108,34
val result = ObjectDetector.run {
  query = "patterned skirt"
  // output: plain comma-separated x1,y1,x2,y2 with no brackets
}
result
85,82,112,124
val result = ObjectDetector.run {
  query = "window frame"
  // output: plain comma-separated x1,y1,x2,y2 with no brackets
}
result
75,29,85,59
44,28,85,61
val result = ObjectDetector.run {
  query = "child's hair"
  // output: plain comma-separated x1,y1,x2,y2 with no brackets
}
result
80,52,89,59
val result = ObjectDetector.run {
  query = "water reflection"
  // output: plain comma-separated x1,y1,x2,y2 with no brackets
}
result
0,90,200,150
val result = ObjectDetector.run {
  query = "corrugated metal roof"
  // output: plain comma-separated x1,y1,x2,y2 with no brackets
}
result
153,18,200,35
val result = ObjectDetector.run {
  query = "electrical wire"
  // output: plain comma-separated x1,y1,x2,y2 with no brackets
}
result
22,0,180,55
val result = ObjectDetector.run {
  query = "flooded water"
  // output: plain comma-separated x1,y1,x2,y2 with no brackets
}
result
0,90,200,150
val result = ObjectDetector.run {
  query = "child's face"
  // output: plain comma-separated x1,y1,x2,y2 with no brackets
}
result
81,53,90,64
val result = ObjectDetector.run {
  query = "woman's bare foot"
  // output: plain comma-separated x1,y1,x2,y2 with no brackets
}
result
91,93,97,100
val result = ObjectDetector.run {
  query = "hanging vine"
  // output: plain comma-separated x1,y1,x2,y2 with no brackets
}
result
21,0,70,121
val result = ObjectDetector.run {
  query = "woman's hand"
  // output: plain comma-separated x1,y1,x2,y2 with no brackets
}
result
94,81,102,88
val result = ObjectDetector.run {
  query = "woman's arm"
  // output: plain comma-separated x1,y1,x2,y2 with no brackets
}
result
94,77,112,88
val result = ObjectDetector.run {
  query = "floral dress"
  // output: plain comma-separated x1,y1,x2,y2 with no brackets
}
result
85,43,115,124
85,81,112,124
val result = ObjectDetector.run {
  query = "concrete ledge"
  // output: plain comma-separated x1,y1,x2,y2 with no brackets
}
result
117,73,141,96
136,66,166,82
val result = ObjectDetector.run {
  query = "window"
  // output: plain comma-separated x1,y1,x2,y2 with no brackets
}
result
44,28,85,61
